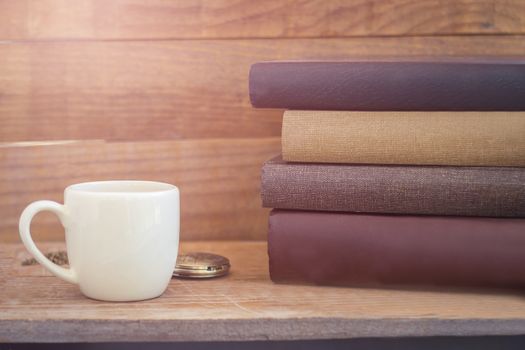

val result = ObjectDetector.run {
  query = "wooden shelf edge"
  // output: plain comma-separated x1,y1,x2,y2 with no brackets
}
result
2,318,525,343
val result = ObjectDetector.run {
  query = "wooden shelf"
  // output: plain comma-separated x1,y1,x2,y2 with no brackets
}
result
1,241,525,342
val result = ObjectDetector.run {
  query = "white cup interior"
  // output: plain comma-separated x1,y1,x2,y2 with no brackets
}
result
66,181,176,193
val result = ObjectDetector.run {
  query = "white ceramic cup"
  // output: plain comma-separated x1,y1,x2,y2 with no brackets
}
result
19,180,180,302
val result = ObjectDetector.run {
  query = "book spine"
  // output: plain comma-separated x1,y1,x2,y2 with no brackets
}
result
282,111,525,166
249,61,525,110
261,157,525,217
268,210,525,288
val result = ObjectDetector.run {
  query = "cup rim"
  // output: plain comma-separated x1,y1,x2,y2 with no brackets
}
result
65,180,178,195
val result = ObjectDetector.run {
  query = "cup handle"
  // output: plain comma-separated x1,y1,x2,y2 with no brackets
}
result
19,200,78,284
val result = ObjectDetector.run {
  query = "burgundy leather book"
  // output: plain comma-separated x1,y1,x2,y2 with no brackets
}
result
249,59,525,110
268,210,525,289
261,156,525,218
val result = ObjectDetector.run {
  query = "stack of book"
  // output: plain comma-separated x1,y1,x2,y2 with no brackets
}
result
250,59,525,289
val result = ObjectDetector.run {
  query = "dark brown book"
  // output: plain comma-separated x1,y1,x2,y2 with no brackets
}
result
269,210,525,289
249,59,525,110
261,156,525,218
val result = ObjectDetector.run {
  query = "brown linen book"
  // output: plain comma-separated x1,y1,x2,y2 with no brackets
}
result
282,111,525,166
261,156,525,217
249,59,525,110
269,210,525,289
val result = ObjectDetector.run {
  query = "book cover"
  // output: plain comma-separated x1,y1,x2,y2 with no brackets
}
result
250,60,525,110
261,156,525,217
282,111,525,166
269,210,525,288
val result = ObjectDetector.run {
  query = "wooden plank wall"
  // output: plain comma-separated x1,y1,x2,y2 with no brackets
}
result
1,0,524,242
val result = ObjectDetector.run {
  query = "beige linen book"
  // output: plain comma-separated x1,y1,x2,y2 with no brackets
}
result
282,111,525,166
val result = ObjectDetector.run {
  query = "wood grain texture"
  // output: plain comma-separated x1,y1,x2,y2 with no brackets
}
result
2,241,525,342
0,138,280,243
2,36,525,142
0,0,524,40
